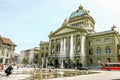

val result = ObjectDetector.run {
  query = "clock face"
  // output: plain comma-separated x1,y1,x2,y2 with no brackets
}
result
70,10,84,18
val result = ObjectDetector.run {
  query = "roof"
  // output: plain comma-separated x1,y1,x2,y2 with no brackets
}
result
87,30,118,37
0,35,16,46
69,5,89,19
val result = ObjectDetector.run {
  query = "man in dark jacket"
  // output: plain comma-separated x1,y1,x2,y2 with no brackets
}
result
5,65,13,76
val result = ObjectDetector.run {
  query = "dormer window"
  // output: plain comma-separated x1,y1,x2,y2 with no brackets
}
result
71,21,83,27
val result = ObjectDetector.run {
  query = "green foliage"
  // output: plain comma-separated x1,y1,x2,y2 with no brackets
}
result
22,56,28,65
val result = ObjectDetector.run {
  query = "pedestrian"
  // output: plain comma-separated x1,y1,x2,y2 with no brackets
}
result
1,64,5,75
5,65,13,76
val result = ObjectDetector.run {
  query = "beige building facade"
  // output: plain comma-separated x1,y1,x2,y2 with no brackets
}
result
39,5,120,68
39,41,49,67
0,35,16,65
20,47,39,65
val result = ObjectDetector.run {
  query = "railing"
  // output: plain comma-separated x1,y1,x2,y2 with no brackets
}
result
48,53,81,58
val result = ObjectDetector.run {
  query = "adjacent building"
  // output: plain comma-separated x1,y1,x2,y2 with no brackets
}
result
20,47,39,65
0,35,16,64
39,41,49,67
39,5,120,68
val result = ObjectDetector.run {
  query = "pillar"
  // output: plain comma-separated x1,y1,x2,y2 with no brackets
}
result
81,34,86,66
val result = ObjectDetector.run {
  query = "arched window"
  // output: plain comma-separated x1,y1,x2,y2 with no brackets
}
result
106,47,111,54
89,48,93,55
97,47,102,54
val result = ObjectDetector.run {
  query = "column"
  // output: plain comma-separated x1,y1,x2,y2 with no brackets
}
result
66,36,70,55
3,49,6,64
48,39,52,65
74,35,76,55
81,34,86,66
63,38,66,57
60,38,63,57
70,34,74,59
54,39,57,55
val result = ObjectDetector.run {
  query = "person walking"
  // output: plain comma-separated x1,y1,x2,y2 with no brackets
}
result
1,64,5,75
5,65,13,76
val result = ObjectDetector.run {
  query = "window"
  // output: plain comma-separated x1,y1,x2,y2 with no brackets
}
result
46,47,48,50
71,21,83,27
98,59,101,64
96,40,100,44
6,52,9,57
89,59,93,64
57,43,60,52
35,55,38,59
88,41,92,46
42,47,44,50
97,47,102,54
107,58,111,63
105,38,110,44
0,58,2,63
89,49,93,55
77,42,80,51
106,47,111,54
46,53,48,57
41,53,44,57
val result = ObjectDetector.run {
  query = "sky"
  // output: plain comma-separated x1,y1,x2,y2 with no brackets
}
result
0,0,120,53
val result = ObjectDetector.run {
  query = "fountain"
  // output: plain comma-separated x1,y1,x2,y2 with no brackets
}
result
26,35,99,80
57,58,64,77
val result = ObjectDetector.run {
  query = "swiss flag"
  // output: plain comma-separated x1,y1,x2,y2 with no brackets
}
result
111,25,117,30
112,25,117,28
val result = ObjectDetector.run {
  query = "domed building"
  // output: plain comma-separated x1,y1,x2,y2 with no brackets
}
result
39,5,120,68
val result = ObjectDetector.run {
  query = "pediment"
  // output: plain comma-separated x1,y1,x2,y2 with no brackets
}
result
49,25,89,38
55,27,76,35
50,26,85,37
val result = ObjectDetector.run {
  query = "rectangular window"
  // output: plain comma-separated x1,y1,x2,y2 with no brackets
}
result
96,40,100,44
88,41,92,46
105,38,110,44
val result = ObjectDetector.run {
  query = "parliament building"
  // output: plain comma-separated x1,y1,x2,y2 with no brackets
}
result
39,5,120,68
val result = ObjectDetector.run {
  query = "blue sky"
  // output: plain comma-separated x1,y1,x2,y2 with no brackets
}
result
0,0,120,53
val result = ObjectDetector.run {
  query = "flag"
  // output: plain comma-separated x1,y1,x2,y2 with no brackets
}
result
112,25,116,28
111,25,117,30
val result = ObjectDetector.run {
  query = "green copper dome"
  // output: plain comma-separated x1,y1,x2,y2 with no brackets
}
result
70,5,88,19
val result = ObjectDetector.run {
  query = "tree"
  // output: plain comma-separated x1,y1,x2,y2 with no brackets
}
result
22,56,28,65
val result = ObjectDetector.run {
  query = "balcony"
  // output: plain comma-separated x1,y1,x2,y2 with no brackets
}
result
48,52,81,58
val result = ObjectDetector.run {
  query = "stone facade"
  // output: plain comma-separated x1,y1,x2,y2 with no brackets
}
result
20,47,39,65
39,41,49,67
0,35,16,65
39,5,120,68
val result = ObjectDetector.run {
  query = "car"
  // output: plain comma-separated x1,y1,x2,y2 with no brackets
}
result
77,67,89,70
